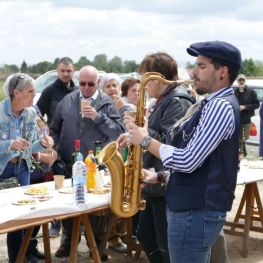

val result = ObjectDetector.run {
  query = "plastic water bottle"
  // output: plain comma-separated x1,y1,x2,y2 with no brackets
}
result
72,155,87,205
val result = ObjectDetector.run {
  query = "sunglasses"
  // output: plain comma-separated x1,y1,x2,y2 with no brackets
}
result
79,81,97,87
14,76,25,89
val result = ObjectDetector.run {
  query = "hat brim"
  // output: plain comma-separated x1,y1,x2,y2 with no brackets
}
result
187,47,199,57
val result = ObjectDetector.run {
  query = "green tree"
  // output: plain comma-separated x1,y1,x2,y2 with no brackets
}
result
123,60,139,73
21,60,28,73
35,61,53,74
186,61,195,69
74,56,92,70
4,64,19,74
242,58,258,76
53,58,60,68
108,56,122,73
93,54,108,71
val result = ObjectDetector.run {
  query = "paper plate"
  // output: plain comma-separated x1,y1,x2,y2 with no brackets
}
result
12,198,38,206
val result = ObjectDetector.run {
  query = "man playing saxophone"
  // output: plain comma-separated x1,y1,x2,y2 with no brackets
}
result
119,40,241,263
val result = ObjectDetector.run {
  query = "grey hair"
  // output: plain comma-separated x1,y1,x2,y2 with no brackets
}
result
8,73,34,100
57,57,74,67
98,73,121,90
2,74,14,96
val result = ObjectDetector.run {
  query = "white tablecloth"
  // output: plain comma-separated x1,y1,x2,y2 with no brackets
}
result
0,179,110,225
237,161,263,185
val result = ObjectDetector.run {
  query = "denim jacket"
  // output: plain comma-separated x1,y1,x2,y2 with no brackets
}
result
0,98,46,175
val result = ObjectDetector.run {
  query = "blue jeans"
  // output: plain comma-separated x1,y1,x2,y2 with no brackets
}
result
1,160,30,186
1,160,33,263
166,208,226,263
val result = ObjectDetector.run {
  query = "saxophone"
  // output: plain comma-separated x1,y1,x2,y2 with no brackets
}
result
97,72,193,218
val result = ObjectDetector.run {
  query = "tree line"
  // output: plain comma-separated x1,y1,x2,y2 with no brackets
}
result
186,58,263,76
1,54,140,76
1,54,263,77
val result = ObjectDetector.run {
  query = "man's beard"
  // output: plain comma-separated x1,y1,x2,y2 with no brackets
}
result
196,87,207,95
238,84,245,88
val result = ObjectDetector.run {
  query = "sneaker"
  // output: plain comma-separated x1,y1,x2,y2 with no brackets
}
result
108,242,127,253
49,221,61,237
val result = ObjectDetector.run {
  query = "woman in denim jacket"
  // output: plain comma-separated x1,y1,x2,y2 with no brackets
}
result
0,73,54,263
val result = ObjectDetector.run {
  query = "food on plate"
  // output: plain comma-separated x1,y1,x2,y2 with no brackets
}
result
26,186,49,194
59,187,73,194
88,188,110,194
17,199,37,204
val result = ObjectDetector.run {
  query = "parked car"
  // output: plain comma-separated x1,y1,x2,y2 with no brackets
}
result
33,70,106,104
245,115,260,157
118,72,141,84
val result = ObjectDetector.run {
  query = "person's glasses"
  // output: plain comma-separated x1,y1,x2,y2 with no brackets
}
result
14,76,25,89
79,81,97,87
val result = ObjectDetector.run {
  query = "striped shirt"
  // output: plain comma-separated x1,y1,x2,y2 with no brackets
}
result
160,87,236,173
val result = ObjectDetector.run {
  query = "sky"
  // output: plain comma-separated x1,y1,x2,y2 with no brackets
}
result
0,0,263,68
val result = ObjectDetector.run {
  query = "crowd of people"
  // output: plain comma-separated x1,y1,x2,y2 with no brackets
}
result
1,39,256,263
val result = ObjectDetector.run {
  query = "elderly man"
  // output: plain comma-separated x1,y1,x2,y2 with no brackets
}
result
120,40,242,263
0,73,54,263
234,74,259,156
50,65,125,261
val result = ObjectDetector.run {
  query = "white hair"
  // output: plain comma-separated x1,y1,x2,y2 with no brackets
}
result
2,74,14,96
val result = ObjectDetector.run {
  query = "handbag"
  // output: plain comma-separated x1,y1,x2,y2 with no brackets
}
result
52,160,67,176
0,177,19,190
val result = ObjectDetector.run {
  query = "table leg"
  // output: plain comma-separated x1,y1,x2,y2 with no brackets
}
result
126,217,133,257
15,227,34,263
242,184,252,258
42,223,52,263
81,214,102,263
69,215,81,263
99,211,116,256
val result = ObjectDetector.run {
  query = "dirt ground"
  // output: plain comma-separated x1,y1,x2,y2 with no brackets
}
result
1,163,263,262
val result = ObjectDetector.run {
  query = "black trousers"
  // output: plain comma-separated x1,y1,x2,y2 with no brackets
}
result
137,196,170,263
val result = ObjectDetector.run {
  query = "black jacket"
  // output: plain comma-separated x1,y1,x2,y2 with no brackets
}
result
234,86,259,124
36,78,78,126
142,85,193,198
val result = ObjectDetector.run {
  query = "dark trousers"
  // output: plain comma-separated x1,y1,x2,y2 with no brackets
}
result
60,214,106,247
3,161,40,263
137,196,170,263
7,226,40,263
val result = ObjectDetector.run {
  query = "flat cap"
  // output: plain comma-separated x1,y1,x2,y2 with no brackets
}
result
236,74,246,81
187,40,242,71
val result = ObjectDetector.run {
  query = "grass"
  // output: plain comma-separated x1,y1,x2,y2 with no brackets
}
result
0,79,7,102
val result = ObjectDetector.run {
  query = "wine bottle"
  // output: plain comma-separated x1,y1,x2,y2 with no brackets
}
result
71,140,83,165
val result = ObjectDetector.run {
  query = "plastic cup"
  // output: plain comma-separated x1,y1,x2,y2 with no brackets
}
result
124,111,136,118
54,175,65,190
81,101,90,112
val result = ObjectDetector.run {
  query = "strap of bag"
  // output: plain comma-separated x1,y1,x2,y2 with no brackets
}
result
17,112,27,182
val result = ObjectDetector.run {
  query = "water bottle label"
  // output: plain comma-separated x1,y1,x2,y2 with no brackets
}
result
72,176,86,185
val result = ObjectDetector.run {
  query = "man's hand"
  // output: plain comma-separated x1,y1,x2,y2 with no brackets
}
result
82,106,98,120
41,136,54,149
240,105,246,111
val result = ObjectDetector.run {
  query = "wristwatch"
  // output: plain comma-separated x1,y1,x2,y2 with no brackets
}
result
140,136,152,151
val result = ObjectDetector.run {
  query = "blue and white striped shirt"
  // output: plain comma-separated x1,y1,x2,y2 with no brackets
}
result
160,87,236,173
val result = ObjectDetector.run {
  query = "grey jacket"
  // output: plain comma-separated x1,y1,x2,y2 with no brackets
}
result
49,89,125,167
142,85,193,198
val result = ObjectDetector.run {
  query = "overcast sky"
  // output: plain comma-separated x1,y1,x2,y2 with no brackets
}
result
1,0,263,68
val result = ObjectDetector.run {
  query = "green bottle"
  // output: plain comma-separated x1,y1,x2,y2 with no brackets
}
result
123,146,129,162
71,140,83,165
